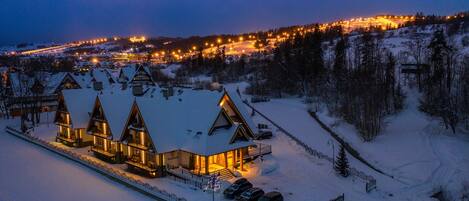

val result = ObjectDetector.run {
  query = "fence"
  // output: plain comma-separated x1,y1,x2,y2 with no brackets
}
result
242,101,377,192
166,167,208,189
4,126,187,201
247,143,272,159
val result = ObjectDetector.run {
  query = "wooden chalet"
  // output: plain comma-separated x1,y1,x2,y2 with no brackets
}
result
117,65,154,86
120,89,256,177
87,92,133,163
7,70,115,116
54,89,96,147
54,73,82,93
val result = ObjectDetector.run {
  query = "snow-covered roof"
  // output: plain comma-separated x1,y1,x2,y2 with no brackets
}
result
118,66,136,83
97,90,134,140
62,89,98,129
134,88,254,156
226,90,258,134
70,72,94,89
9,72,68,97
92,69,115,89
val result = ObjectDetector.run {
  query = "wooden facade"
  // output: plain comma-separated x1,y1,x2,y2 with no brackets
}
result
54,87,259,178
54,94,93,147
130,65,154,86
87,98,126,163
118,104,161,177
54,73,82,93
118,93,253,178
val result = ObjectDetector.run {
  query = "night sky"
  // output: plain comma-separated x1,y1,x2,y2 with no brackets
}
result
0,0,467,45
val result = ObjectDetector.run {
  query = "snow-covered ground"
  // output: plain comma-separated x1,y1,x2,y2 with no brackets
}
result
316,87,469,200
1,80,467,201
0,119,154,201
224,82,469,200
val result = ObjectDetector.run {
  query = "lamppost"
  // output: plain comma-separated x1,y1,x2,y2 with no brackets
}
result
205,173,221,201
327,139,335,169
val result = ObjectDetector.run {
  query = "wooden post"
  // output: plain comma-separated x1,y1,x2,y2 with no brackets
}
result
232,150,236,170
224,152,228,168
198,155,201,174
205,156,209,175
240,149,244,171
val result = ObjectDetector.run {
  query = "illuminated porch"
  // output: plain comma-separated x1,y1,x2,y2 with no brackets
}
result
190,148,247,175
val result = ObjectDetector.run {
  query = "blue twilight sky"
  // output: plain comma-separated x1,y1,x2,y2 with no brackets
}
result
0,0,467,45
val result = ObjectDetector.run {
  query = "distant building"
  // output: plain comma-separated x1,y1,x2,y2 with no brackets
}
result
6,69,116,116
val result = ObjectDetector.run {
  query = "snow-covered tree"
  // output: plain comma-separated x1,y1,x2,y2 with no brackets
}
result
334,145,350,177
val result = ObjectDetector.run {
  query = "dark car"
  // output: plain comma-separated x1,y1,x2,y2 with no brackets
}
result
254,130,273,140
259,191,283,201
235,187,265,201
223,178,253,199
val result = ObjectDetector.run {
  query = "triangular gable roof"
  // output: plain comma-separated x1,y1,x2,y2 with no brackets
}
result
131,89,253,156
222,91,258,136
130,65,154,85
92,69,116,89
97,91,134,140
54,73,81,93
62,89,97,128
70,72,94,89
9,71,67,96
118,66,136,83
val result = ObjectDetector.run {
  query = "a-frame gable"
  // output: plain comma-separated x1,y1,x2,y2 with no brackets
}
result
54,93,67,123
218,92,255,138
55,73,81,93
130,65,155,85
120,101,157,151
118,69,129,83
86,96,111,137
208,109,233,135
229,126,250,144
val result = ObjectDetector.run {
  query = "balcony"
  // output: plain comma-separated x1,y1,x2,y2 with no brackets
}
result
56,132,77,143
91,116,106,122
128,123,145,131
91,146,116,157
127,142,149,150
126,158,157,173
87,125,108,138
55,115,71,126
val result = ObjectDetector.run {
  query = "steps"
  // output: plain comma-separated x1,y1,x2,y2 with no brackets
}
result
214,168,236,180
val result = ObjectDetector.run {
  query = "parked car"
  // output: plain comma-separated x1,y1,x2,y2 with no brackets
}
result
259,191,284,201
224,178,253,199
235,187,265,201
254,130,273,140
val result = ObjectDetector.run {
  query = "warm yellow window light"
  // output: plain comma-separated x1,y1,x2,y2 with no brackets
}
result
102,122,106,135
66,113,70,124
140,131,145,145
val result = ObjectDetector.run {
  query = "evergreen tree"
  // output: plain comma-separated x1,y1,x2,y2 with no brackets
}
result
334,145,350,177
